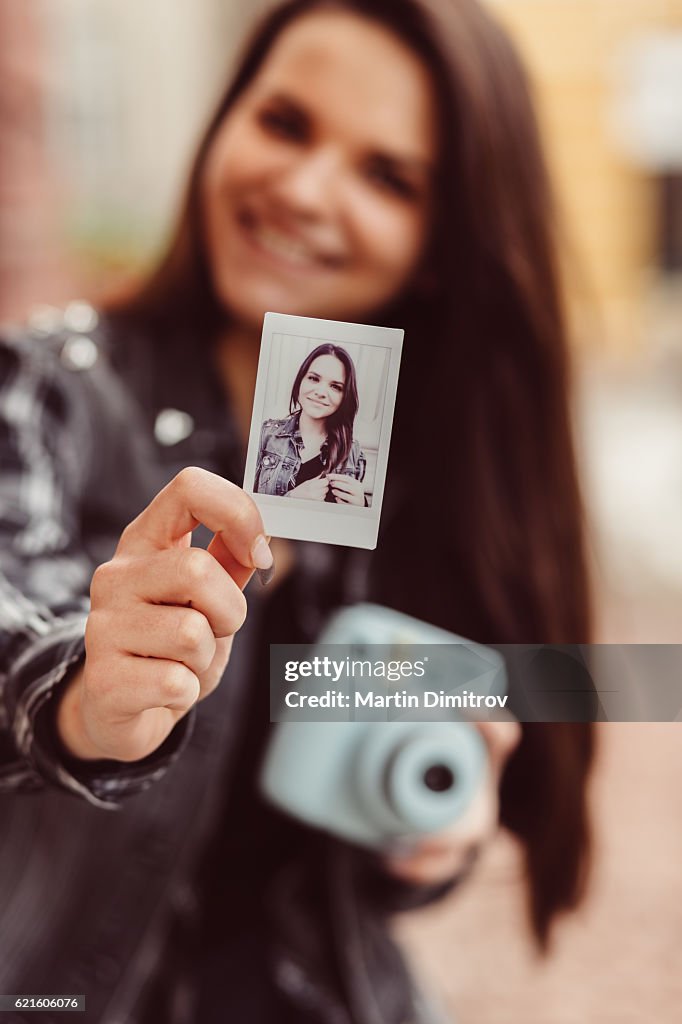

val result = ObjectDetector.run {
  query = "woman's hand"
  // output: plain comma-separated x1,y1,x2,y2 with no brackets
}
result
57,468,273,763
326,473,366,506
381,720,521,886
286,476,329,501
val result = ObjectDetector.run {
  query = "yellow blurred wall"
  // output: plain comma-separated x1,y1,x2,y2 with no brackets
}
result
490,0,682,355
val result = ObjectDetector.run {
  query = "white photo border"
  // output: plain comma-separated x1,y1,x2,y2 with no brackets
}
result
244,312,404,549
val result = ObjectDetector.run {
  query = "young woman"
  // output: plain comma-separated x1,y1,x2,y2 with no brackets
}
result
0,1,593,1020
254,343,368,504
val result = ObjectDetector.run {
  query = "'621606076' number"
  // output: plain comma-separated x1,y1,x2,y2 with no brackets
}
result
6,996,84,1011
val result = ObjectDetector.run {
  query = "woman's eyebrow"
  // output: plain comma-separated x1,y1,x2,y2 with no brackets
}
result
264,91,431,175
264,90,307,114
370,148,433,177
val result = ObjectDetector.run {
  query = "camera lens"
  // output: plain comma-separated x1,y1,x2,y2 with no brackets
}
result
423,763,455,793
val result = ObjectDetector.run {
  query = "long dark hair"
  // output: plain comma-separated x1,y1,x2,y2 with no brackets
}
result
290,344,360,472
108,0,594,944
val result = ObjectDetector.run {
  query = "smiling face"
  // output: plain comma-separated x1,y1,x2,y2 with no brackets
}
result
200,10,436,329
298,354,346,420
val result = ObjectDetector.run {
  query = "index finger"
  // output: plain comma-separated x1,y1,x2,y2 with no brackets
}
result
117,467,271,572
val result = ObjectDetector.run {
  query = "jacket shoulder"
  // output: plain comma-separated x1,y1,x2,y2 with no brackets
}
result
1,302,107,377
260,415,293,435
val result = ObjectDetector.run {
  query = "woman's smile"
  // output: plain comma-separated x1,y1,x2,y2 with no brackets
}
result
235,204,346,273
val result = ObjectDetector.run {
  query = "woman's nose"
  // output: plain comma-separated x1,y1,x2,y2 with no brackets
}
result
274,147,341,218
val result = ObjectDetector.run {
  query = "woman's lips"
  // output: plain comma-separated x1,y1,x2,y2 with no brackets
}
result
236,208,344,270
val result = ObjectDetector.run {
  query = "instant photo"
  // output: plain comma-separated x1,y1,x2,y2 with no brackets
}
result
244,312,404,548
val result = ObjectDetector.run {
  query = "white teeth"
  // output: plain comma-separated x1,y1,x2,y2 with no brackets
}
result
251,222,316,265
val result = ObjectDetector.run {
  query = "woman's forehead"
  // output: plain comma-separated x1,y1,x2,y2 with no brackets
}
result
247,10,435,163
308,353,346,379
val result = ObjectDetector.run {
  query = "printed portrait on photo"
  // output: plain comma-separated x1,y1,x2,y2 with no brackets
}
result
245,313,403,549
254,342,374,508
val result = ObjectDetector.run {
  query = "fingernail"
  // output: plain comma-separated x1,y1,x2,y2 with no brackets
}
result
251,535,274,583
251,534,273,569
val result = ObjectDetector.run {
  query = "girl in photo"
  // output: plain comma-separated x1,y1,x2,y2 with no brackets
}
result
255,343,368,505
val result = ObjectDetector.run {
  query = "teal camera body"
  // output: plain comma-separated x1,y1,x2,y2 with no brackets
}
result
261,717,486,848
261,605,507,850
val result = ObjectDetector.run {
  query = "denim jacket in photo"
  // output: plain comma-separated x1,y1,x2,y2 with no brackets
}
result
254,411,366,497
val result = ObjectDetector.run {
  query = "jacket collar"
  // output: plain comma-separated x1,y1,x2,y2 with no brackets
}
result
274,411,303,444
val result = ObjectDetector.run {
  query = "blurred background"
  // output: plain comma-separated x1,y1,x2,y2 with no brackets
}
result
1,0,681,1019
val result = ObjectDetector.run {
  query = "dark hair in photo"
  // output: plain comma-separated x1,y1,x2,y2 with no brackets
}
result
290,344,360,473
109,0,594,944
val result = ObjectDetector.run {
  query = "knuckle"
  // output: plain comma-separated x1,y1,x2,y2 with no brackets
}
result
175,610,207,652
173,465,206,498
182,547,213,588
194,647,216,677
89,561,117,604
162,662,195,705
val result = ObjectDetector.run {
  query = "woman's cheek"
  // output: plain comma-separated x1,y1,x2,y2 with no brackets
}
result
205,119,273,208
351,200,426,289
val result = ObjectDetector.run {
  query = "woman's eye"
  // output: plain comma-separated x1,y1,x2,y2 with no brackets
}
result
307,373,320,383
331,384,344,393
365,158,419,200
258,107,307,143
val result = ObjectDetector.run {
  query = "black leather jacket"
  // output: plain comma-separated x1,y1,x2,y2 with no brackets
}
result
0,309,448,1024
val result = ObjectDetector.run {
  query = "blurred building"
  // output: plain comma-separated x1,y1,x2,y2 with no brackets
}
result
491,0,682,360
0,1,71,317
0,0,263,320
